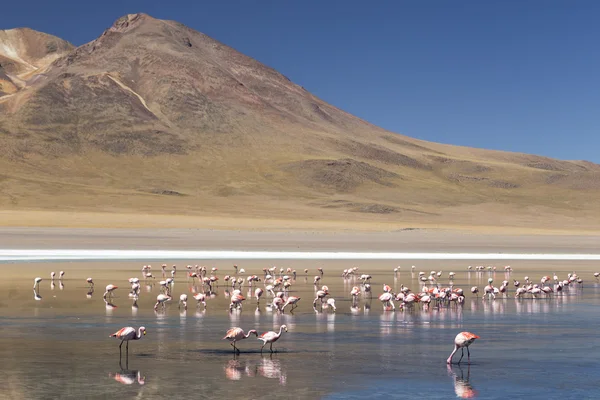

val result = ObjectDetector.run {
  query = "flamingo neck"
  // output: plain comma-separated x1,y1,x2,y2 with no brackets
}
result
278,326,284,336
136,328,143,339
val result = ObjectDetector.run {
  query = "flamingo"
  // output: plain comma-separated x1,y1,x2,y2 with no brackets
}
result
223,327,258,353
154,294,171,310
258,325,288,353
325,298,336,311
255,288,264,303
109,326,146,359
447,332,480,365
59,271,65,280
179,294,188,310
50,272,55,281
379,292,395,310
193,293,207,309
34,277,42,289
104,284,118,299
229,293,246,311
86,278,94,288
313,289,328,308
282,296,301,312
350,286,360,303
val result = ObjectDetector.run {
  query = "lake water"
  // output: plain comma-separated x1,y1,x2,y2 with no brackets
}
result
1,260,600,399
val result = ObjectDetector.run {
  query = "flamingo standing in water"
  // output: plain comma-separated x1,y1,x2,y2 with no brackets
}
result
255,288,264,304
50,272,55,281
179,294,188,310
313,289,328,308
223,327,258,353
258,325,288,353
379,292,395,310
87,278,94,288
193,293,207,309
104,284,118,299
447,332,480,365
34,277,42,289
154,294,171,310
282,296,301,312
59,271,65,280
109,326,146,359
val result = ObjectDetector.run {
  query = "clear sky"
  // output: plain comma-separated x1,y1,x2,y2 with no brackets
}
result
2,1,599,161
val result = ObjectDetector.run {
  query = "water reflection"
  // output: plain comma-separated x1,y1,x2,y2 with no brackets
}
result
104,299,117,314
33,289,42,301
447,364,477,398
109,368,145,385
224,356,286,385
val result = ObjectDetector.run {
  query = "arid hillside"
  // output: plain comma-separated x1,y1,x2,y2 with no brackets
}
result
1,13,599,231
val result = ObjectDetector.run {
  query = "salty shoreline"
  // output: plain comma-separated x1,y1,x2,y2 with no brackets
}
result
1,227,599,253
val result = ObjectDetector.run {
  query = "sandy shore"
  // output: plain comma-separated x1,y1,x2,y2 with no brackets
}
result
1,227,600,254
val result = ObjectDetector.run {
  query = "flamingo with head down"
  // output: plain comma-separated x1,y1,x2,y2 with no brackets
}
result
447,332,480,365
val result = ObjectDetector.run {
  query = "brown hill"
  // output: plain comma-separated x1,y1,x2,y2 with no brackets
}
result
0,13,599,231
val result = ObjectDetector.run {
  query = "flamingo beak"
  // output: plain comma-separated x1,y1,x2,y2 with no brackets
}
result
143,331,147,335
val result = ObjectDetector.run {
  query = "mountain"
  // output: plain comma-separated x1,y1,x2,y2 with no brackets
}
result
1,13,599,231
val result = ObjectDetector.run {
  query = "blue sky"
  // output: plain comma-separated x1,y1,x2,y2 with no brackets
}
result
2,1,599,161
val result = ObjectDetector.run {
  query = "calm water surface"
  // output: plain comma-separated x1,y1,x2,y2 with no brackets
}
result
2,260,600,399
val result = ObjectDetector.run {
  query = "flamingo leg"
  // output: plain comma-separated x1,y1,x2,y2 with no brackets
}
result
261,343,266,354
467,346,471,364
270,342,273,353
457,348,464,364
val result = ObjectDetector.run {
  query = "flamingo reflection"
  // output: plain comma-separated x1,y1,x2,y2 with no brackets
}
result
110,365,145,385
224,356,287,386
447,364,477,398
257,355,287,385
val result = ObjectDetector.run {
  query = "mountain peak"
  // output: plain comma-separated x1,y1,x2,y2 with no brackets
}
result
1,14,599,230
107,13,153,34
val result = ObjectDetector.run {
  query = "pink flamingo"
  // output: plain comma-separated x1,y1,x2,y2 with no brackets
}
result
109,326,146,359
379,292,395,310
179,294,188,310
255,288,264,303
258,325,288,353
313,289,328,308
193,293,207,309
229,293,246,311
447,332,480,365
154,294,171,310
223,327,258,353
282,296,301,312
104,284,118,299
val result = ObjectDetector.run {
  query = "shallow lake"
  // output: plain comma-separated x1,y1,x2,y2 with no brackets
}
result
1,260,600,399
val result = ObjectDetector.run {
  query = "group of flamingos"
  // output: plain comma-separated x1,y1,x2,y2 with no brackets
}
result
32,263,595,364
